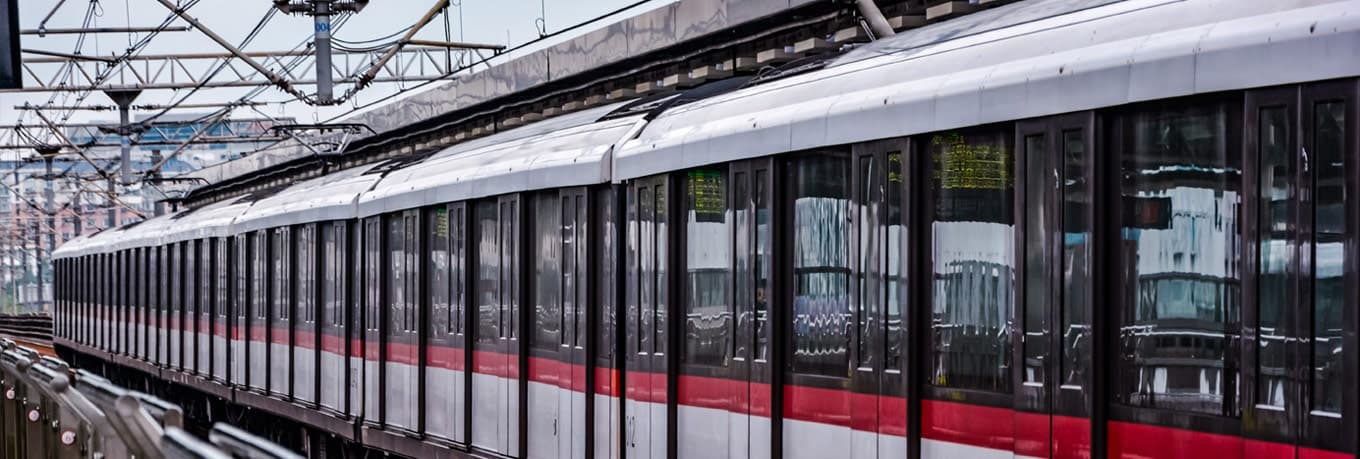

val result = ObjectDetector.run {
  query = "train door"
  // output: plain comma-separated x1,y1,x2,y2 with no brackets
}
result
269,227,293,399
170,242,182,370
1242,82,1357,458
384,210,421,432
151,246,162,366
199,240,213,376
320,222,349,415
424,204,467,443
1013,113,1095,459
186,241,198,374
472,195,521,456
528,188,590,459
850,144,912,459
734,160,776,459
626,176,670,459
593,187,620,459
232,234,248,387
137,248,146,363
295,224,319,406
212,238,227,382
563,189,588,459
161,245,172,367
362,216,384,427
250,231,269,392
528,193,563,459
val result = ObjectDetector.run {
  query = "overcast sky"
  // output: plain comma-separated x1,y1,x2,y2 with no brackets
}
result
2,0,667,147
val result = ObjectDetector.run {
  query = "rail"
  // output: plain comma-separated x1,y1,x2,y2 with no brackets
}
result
0,313,54,343
0,338,301,459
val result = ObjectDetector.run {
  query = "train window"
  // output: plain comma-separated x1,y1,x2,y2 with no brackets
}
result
655,186,668,356
886,153,905,371
929,128,1014,393
1311,100,1345,414
597,189,616,362
404,213,417,332
755,170,771,362
365,218,381,333
200,241,211,325
1023,133,1051,386
684,168,731,367
452,205,465,335
388,215,407,333
255,232,268,321
476,200,499,344
274,229,291,322
217,239,229,320
734,171,752,363
563,196,574,346
1061,129,1092,389
790,152,853,378
573,195,587,347
321,224,338,327
236,235,248,321
564,196,575,347
501,199,519,340
1256,105,1291,407
857,156,883,368
429,208,451,336
300,226,316,324
1113,100,1240,416
187,242,198,337
532,193,562,351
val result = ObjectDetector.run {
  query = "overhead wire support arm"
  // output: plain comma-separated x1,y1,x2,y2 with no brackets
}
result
403,39,505,51
153,0,310,102
349,0,450,94
21,26,194,36
25,106,111,180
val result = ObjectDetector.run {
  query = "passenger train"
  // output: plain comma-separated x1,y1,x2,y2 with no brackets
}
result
50,0,1360,457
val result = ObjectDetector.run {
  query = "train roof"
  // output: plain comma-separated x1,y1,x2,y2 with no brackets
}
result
356,101,640,218
615,0,1360,179
231,162,385,234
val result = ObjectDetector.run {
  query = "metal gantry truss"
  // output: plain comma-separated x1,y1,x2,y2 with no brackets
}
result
0,117,292,150
14,46,484,93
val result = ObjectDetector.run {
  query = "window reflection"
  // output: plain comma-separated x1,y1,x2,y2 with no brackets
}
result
532,194,561,350
1116,102,1240,416
476,201,499,345
886,153,905,371
791,153,853,378
1023,134,1050,386
684,169,731,367
930,130,1014,393
1312,101,1346,414
1061,130,1092,389
429,209,451,337
1256,106,1291,407
755,170,771,363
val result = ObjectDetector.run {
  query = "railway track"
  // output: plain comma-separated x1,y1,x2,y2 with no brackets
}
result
0,314,54,357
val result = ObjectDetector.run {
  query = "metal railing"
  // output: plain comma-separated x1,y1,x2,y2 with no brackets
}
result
0,338,301,459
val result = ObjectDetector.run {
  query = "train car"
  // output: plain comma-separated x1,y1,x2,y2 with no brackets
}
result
355,100,644,456
50,1,1360,459
228,163,387,411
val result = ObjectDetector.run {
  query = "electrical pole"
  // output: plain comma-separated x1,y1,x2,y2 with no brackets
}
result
314,0,334,104
107,176,117,228
274,0,369,105
105,89,143,186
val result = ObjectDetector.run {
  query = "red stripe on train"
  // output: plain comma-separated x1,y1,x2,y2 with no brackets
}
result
1110,422,1350,459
